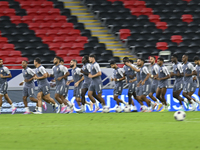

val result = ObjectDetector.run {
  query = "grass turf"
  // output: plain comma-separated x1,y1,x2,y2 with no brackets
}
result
0,112,200,150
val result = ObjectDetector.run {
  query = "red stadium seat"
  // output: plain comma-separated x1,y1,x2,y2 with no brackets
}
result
0,1,9,9
0,51,10,57
119,29,131,40
37,8,49,15
134,1,146,8
183,0,191,2
68,50,80,56
44,15,56,23
16,57,28,64
2,44,15,51
131,8,142,17
63,56,75,63
22,16,34,24
46,30,59,36
48,9,60,15
68,29,81,37
117,64,124,68
71,43,84,50
39,23,51,29
65,37,77,43
9,51,21,57
60,43,73,50
41,1,53,9
149,15,160,23
57,29,71,36
31,1,43,9
20,1,32,9
55,16,67,23
28,23,40,30
156,42,168,51
10,16,21,24
56,50,68,57
141,8,152,16
50,23,63,30
124,1,135,9
61,23,74,30
182,14,193,24
49,43,62,51
156,22,168,30
35,29,47,37
33,16,46,23
26,8,38,16
171,35,183,45
75,57,82,63
4,58,16,64
0,37,8,44
3,9,16,16
42,37,54,44
53,37,65,44
10,66,22,69
75,36,88,43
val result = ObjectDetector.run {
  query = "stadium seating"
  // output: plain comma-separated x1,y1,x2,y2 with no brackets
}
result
0,0,119,67
84,0,200,61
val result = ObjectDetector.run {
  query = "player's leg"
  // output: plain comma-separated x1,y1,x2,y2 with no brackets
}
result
35,91,43,114
4,91,16,115
128,83,135,106
156,87,163,103
132,91,143,105
113,85,127,106
173,89,184,109
81,88,92,112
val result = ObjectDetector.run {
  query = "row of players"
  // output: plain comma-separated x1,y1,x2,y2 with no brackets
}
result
0,53,200,114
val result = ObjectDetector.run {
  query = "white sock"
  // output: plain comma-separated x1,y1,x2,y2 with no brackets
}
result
11,104,15,109
25,107,30,112
122,101,127,105
156,100,160,104
61,103,65,107
94,103,99,108
148,107,151,110
55,103,58,107
183,98,188,103
196,100,200,104
35,106,38,110
85,101,90,105
151,101,155,105
181,105,184,110
132,106,136,110
0,107,1,112
67,101,72,107
42,102,45,105
38,107,42,112
191,100,195,104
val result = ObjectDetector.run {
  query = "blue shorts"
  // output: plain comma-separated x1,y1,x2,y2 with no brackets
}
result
128,82,136,93
23,86,35,98
173,81,183,92
0,82,8,95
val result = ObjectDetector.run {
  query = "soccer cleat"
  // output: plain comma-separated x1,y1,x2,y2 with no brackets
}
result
151,103,157,111
60,106,67,114
190,103,196,111
93,107,100,113
76,109,84,113
89,102,93,111
23,111,31,114
69,104,74,114
42,102,47,111
33,111,42,114
56,105,60,113
144,109,152,112
157,103,162,111
159,106,165,112
131,110,138,112
12,108,17,114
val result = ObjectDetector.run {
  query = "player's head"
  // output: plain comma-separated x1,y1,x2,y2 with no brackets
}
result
82,55,89,64
70,59,77,68
182,54,188,63
129,60,133,64
53,56,61,65
149,56,156,65
22,60,28,69
137,58,145,67
0,58,3,67
109,60,117,69
89,54,96,63
171,54,178,63
123,57,129,65
60,58,64,65
157,57,164,66
193,56,200,65
34,57,41,67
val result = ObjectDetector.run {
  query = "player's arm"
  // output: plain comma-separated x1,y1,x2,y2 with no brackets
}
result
141,67,150,85
159,67,170,80
74,69,84,87
114,68,125,82
57,66,69,81
0,67,12,78
25,68,36,82
185,63,196,77
36,67,48,79
88,63,101,78
152,65,159,79
67,79,74,86
129,77,137,83
125,62,140,72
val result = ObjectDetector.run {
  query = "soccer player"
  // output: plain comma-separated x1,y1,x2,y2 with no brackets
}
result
0,58,16,114
170,54,185,110
155,57,170,112
149,56,162,111
122,57,138,112
110,60,127,111
88,54,107,112
59,58,73,113
52,56,73,113
34,57,60,114
19,60,43,114
67,59,83,109
182,55,198,111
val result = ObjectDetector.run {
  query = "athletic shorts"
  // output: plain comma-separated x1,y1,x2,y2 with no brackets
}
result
55,84,65,96
173,81,183,92
73,86,81,98
150,83,158,93
23,86,35,98
158,80,168,88
63,85,69,97
0,82,8,95
114,84,123,96
142,84,151,96
136,86,142,96
183,81,197,93
89,82,102,94
81,82,90,89
128,82,136,93
38,84,50,96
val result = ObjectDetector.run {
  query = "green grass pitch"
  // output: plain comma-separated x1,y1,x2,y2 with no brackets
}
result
0,112,200,150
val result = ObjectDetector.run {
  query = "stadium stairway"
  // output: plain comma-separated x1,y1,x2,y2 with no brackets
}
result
60,0,136,61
